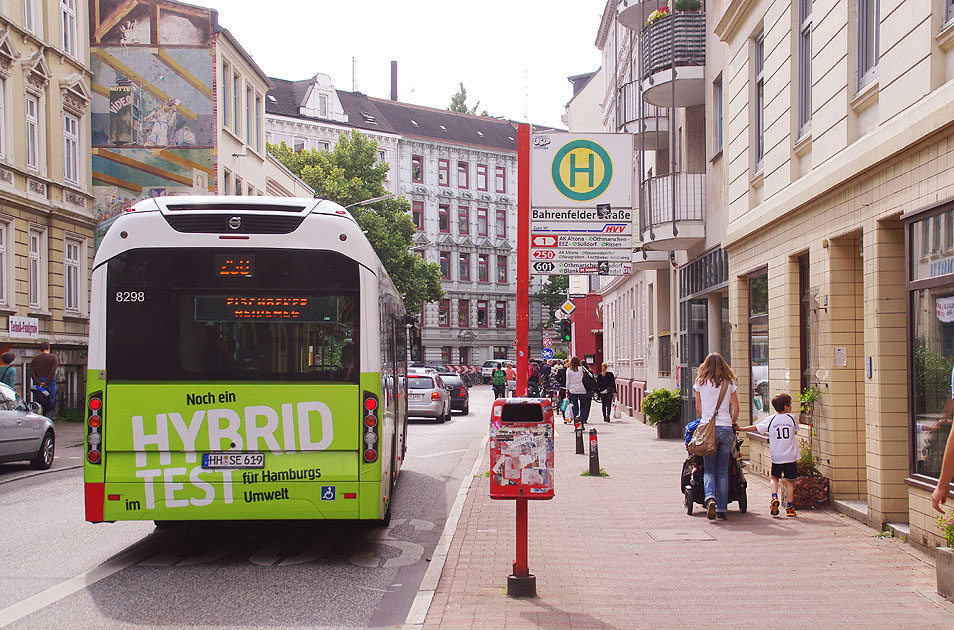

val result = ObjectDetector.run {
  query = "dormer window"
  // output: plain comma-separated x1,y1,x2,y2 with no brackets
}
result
440,125,447,132
267,94,277,102
360,111,377,124
411,119,419,127
477,130,484,137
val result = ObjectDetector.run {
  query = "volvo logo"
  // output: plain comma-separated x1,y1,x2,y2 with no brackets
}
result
228,216,242,230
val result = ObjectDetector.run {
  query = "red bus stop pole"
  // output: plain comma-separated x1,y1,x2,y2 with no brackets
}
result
514,498,529,576
516,122,530,398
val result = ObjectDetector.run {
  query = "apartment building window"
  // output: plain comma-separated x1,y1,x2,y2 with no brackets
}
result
377,150,386,164
233,71,240,133
948,0,954,23
714,76,723,152
317,141,330,152
458,299,469,327
476,301,488,327
495,301,506,327
24,0,38,34
946,210,954,251
319,94,328,117
477,254,489,282
412,200,424,230
458,252,471,281
459,347,470,365
439,251,450,279
236,175,245,196
754,31,765,170
458,161,469,188
749,270,770,424
223,62,232,130
65,237,81,312
0,223,8,305
438,158,449,186
26,95,39,170
441,346,452,362
61,0,77,57
245,86,252,144
223,170,231,195
0,79,5,158
411,155,423,183
28,229,45,309
858,0,879,88
496,255,507,283
254,94,262,152
247,183,254,196
476,164,488,191
458,206,469,235
495,209,506,238
477,208,488,236
438,300,450,327
494,346,507,359
293,137,305,153
63,114,79,185
495,166,506,193
798,255,811,399
798,0,812,134
438,204,450,233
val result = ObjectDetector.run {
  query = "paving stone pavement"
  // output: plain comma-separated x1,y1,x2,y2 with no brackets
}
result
421,412,954,629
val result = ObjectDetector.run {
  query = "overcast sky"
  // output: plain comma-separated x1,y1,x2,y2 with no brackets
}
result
201,0,604,128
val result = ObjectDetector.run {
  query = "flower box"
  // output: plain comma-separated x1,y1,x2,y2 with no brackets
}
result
938,546,954,601
792,476,829,509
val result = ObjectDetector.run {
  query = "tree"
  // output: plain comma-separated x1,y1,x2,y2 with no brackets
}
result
268,131,443,313
449,82,489,116
536,275,569,329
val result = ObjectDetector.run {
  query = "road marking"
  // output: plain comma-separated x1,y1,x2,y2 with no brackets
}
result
0,540,164,628
412,449,467,460
403,434,488,628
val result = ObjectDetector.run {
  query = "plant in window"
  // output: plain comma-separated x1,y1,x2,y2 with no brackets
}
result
798,386,820,421
646,5,670,23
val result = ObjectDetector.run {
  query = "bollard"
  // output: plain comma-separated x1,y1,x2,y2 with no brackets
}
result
575,421,584,454
589,428,600,475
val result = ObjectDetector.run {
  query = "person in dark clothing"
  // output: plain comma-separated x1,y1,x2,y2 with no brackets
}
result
596,362,618,422
491,363,507,399
30,342,58,416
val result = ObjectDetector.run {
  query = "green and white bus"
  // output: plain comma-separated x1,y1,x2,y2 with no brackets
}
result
84,197,408,524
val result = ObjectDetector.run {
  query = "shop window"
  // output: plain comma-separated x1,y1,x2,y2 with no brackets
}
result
749,271,770,424
911,285,954,479
438,300,450,327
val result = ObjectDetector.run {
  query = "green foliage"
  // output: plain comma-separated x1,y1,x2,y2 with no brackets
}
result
580,468,609,477
642,388,681,425
553,350,568,360
674,0,703,11
449,82,489,116
938,510,954,549
874,528,893,539
799,386,820,417
268,132,443,313
796,436,822,477
536,276,569,329
56,407,84,423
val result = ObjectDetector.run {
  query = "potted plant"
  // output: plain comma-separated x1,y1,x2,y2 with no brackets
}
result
673,0,703,11
799,386,820,424
792,386,829,508
645,5,670,24
642,388,682,439
938,510,954,601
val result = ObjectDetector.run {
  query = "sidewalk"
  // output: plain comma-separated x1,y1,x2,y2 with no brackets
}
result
421,411,954,629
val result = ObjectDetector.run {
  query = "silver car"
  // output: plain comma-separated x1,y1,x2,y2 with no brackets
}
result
0,383,54,469
407,374,452,423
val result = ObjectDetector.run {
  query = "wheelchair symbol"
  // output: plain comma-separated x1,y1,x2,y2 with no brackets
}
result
320,486,335,501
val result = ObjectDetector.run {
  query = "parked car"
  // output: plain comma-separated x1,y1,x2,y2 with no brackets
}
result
0,383,54,469
439,373,470,415
481,360,499,384
407,374,452,423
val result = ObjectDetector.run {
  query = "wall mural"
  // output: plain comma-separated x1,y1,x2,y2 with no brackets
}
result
90,0,216,223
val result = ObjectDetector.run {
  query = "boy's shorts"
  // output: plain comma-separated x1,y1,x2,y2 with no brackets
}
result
771,462,799,479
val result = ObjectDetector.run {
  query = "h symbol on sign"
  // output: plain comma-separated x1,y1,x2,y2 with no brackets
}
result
569,152,594,188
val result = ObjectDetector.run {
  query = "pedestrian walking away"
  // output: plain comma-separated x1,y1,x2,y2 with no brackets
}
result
693,352,739,520
0,351,16,389
30,342,58,416
566,356,594,425
597,362,617,422
736,393,799,517
491,362,507,399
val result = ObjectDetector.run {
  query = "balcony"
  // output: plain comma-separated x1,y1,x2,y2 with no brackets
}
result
618,0,662,31
640,172,706,250
631,245,671,270
639,12,706,108
616,82,668,151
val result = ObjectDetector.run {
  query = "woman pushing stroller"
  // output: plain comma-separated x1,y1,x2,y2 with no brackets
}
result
692,353,740,520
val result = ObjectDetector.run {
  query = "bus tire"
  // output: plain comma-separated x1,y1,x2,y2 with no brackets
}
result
30,430,54,470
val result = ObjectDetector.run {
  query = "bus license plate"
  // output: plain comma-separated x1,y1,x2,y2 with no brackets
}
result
202,452,265,469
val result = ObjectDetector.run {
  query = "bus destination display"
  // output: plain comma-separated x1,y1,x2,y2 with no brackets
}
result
215,254,254,277
194,296,337,322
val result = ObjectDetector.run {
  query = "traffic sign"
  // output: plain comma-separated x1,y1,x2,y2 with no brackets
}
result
532,248,632,262
531,133,633,208
532,233,632,248
541,348,554,360
531,221,632,235
511,336,517,348
534,261,633,276
560,300,576,315
531,235,558,247
543,336,552,348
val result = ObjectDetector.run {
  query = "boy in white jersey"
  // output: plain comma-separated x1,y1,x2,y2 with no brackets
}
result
735,393,800,517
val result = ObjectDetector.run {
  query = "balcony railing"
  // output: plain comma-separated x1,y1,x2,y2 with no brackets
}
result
639,12,706,82
641,172,706,232
616,81,666,132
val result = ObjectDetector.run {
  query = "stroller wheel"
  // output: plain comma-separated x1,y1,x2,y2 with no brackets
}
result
738,486,747,513
684,488,694,516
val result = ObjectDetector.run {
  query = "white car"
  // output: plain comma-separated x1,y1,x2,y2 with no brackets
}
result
480,360,499,384
0,383,54,469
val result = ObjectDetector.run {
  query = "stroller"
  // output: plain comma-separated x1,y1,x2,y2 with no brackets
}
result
680,425,748,515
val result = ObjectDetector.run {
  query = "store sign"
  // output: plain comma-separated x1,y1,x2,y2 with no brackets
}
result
9,316,39,339
937,297,954,322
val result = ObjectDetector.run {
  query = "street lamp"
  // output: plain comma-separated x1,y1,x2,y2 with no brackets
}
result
344,194,394,209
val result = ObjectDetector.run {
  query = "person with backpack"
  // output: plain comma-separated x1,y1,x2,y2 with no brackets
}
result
528,361,541,396
565,356,595,426
491,362,506,399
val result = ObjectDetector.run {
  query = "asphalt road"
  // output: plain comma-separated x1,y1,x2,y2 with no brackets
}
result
0,386,494,630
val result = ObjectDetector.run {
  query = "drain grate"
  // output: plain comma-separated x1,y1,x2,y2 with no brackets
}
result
647,530,715,542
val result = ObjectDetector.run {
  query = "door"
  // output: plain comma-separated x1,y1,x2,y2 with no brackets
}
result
680,299,709,424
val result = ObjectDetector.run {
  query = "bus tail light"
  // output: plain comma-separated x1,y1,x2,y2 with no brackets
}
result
86,391,104,465
362,391,379,463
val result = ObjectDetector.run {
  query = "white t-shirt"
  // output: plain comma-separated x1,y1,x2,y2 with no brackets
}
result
754,412,799,464
566,367,586,394
692,380,738,427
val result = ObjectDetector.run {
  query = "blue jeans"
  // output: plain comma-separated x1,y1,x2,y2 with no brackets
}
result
703,426,735,513
569,393,591,424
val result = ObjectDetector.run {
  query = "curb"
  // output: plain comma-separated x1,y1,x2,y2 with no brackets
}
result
0,464,82,486
402,434,488,629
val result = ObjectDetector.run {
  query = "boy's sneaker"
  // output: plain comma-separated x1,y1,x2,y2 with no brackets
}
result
770,497,780,516
706,499,716,520
786,506,797,517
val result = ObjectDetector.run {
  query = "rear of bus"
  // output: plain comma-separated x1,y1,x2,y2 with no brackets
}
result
84,197,394,523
